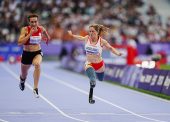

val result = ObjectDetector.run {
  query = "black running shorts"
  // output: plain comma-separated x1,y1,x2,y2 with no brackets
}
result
21,50,43,65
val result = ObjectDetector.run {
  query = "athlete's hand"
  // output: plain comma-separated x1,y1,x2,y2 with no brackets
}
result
30,27,37,35
46,32,51,41
118,52,123,56
68,30,73,36
42,34,50,45
42,28,50,45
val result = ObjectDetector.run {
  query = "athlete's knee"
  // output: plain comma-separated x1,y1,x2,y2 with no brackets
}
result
96,72,104,81
34,63,41,70
90,80,96,88
86,67,96,81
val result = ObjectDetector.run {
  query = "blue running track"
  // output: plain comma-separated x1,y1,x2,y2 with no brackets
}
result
0,61,170,122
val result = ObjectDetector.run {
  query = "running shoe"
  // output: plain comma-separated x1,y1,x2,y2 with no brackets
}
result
33,88,39,98
19,76,25,91
89,97,95,104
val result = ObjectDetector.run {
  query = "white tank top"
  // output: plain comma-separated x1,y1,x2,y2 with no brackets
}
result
85,36,103,56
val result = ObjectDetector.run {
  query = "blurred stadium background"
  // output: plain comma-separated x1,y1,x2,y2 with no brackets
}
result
1,0,170,97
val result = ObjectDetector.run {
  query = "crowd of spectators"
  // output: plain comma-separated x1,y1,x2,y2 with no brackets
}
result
0,0,170,45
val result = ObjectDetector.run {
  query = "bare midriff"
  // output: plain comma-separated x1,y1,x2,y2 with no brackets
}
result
86,54,102,63
23,44,41,52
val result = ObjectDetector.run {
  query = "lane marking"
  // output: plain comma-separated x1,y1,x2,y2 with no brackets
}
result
105,81,170,104
0,112,45,115
2,63,168,122
0,118,9,122
1,112,170,116
42,72,167,122
1,63,88,122
43,62,170,104
80,112,170,116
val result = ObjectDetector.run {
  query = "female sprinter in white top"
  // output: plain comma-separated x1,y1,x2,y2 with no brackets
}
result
68,24,122,104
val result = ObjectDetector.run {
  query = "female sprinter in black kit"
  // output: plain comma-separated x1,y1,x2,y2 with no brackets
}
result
18,13,50,98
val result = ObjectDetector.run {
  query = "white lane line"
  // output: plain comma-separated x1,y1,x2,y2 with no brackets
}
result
106,81,170,104
43,62,170,104
80,112,170,116
1,112,170,117
0,118,9,122
42,72,167,122
1,111,170,116
0,112,45,115
0,64,88,122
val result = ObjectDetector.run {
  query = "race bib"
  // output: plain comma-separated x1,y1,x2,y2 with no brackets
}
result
30,35,41,44
85,46,100,55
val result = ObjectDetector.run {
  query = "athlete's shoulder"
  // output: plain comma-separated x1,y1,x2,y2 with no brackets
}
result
100,38,108,46
20,26,29,33
84,35,90,42
100,37,106,42
38,26,45,32
84,35,89,38
21,26,28,29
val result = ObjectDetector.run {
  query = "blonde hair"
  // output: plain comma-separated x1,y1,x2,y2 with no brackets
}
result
89,24,109,36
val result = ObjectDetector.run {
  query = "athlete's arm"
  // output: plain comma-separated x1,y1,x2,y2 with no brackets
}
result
39,26,50,41
68,30,88,41
18,27,31,45
18,27,37,45
102,39,122,56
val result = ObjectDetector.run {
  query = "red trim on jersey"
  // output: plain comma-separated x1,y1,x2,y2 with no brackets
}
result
24,26,42,45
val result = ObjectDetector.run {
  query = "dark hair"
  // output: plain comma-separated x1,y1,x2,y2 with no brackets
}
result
27,13,39,21
89,24,109,36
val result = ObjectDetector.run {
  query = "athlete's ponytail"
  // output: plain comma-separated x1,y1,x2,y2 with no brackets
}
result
89,24,109,36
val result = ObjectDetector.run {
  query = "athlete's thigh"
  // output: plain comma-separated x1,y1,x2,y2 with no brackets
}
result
32,54,42,65
21,63,31,71
96,64,105,73
84,62,93,70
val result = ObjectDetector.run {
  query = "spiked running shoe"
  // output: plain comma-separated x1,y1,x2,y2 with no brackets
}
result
89,98,95,104
19,76,25,91
33,88,39,98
